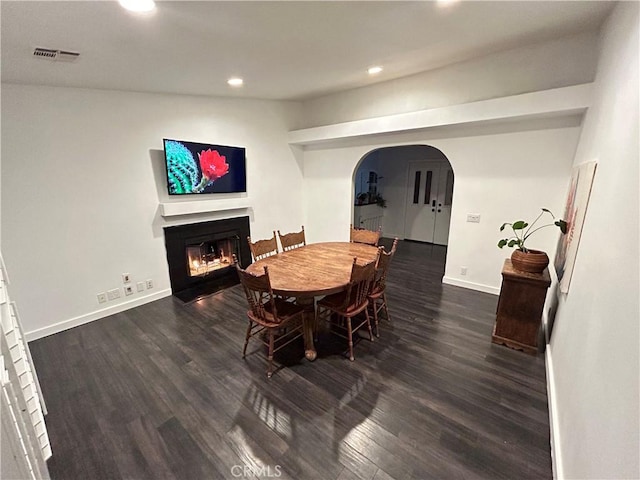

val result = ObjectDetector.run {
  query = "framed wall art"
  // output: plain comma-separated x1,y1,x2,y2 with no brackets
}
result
554,161,597,293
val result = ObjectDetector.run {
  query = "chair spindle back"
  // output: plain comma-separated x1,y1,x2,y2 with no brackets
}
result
278,226,306,251
373,237,399,292
337,257,376,311
236,264,279,323
350,224,381,246
248,231,279,261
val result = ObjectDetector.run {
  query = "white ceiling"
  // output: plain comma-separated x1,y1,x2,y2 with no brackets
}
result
1,1,614,101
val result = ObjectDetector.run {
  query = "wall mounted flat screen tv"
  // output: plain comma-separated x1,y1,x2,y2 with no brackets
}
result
163,139,247,195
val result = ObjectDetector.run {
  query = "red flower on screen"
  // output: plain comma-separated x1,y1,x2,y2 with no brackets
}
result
198,149,229,181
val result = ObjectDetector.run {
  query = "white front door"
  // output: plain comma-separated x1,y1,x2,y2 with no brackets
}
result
403,161,454,245
404,162,438,243
433,165,454,245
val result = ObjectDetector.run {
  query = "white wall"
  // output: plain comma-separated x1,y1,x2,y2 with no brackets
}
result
548,2,640,478
1,84,303,339
300,32,598,128
303,123,580,294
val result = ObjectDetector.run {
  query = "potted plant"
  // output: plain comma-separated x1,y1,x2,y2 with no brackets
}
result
498,208,567,273
373,193,387,208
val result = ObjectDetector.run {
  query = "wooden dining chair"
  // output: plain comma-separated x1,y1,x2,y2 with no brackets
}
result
247,231,278,262
316,257,377,361
236,264,305,378
277,226,306,251
368,238,398,337
350,224,382,246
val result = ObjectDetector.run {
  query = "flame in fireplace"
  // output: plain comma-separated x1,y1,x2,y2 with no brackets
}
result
187,241,234,278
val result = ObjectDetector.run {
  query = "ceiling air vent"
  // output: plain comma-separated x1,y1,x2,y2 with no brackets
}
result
33,47,80,62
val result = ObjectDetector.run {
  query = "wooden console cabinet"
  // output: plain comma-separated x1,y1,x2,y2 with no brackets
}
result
492,259,551,354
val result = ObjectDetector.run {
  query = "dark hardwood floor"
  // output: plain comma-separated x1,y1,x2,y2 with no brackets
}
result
30,239,552,480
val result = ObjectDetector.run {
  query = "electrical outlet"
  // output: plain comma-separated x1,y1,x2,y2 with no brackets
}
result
107,288,120,301
97,292,107,304
467,214,481,223
122,273,131,284
460,266,468,276
124,285,134,296
146,279,153,289
136,281,145,292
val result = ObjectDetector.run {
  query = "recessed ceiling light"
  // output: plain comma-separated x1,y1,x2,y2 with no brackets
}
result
437,0,460,6
118,0,156,13
228,78,244,87
368,66,383,75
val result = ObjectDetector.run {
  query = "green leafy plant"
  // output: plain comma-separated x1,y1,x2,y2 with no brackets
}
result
498,208,567,252
373,193,387,208
356,192,387,207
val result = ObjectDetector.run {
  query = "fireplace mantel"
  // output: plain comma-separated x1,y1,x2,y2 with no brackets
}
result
160,198,250,217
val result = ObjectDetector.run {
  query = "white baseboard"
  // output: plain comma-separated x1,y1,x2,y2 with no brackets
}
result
25,289,172,341
381,231,404,240
442,276,500,295
546,346,563,480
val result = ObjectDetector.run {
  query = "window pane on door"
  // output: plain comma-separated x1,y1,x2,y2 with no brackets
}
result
424,171,432,205
444,170,454,206
412,171,421,204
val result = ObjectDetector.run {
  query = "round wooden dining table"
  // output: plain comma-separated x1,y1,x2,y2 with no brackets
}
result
245,242,380,361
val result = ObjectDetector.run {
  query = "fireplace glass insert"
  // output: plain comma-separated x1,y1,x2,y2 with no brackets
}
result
185,236,238,277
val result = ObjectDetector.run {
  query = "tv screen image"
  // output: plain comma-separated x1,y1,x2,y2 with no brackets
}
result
163,139,247,195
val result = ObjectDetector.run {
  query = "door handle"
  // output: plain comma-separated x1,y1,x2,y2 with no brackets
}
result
431,199,436,211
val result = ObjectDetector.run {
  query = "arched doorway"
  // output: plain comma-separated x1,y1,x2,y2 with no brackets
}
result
353,145,455,245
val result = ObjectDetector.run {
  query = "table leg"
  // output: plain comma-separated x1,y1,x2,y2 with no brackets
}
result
297,297,317,361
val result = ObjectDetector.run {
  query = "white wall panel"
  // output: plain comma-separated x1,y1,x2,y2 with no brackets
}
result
548,3,640,478
1,85,303,338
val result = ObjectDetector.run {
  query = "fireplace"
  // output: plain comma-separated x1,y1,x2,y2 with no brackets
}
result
185,237,236,277
164,216,251,302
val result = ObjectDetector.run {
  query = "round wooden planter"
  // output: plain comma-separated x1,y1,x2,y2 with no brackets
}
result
511,249,549,274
